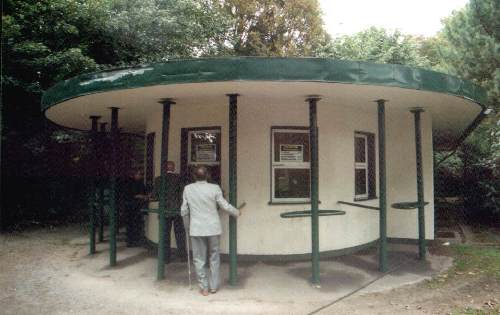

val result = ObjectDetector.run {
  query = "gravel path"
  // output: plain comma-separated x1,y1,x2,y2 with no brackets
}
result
1,225,497,315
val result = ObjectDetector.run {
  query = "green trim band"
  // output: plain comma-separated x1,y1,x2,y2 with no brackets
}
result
221,240,378,262
145,238,437,263
268,200,322,205
391,201,430,210
280,209,346,218
338,201,380,211
42,57,488,111
144,238,379,262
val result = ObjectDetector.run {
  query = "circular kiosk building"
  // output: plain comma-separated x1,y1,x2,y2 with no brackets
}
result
42,57,487,284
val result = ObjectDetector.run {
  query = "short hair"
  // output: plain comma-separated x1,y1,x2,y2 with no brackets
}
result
193,165,208,181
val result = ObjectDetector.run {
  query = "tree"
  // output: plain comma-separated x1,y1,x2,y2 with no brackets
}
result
433,0,499,220
314,27,431,67
1,0,234,159
2,0,104,92
0,0,232,229
413,35,450,72
212,0,329,56
2,0,232,90
103,0,232,63
440,0,499,110
1,0,233,170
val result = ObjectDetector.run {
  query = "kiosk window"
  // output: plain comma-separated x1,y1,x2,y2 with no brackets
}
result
185,129,221,184
354,132,376,200
271,128,310,202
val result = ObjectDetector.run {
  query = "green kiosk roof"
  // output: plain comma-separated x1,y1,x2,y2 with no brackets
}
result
42,57,487,109
42,57,487,149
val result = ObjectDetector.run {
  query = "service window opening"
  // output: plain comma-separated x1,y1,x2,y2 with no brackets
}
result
271,127,311,203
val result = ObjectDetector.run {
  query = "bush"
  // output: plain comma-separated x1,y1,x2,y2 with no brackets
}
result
436,120,500,225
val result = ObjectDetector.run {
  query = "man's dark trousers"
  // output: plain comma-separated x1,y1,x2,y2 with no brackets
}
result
153,172,187,263
165,214,186,263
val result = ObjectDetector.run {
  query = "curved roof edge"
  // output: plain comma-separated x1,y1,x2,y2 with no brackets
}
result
41,57,488,112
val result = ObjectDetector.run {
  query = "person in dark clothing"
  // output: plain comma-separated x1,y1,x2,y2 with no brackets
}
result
122,169,148,247
152,161,187,263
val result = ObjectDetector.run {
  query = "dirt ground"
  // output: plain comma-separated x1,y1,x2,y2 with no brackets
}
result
1,225,499,315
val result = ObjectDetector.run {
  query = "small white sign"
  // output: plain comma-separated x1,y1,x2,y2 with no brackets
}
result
195,144,217,162
280,144,303,162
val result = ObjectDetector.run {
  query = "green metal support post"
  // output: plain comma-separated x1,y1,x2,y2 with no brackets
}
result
109,107,119,266
307,96,321,286
89,115,100,255
411,108,426,260
157,98,174,280
377,99,388,272
227,94,239,286
98,122,107,243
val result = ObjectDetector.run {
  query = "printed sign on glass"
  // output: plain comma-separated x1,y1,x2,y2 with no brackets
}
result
280,144,304,162
195,144,217,162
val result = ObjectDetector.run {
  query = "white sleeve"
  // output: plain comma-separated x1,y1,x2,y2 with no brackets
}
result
215,186,240,217
180,187,190,217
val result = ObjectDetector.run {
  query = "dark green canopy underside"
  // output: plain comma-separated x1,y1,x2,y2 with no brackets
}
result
41,57,487,111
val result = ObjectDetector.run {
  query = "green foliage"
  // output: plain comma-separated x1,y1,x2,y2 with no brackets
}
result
1,0,232,91
1,0,332,90
434,0,499,218
436,119,499,217
461,120,499,214
2,0,102,91
440,0,499,110
214,0,328,56
104,0,231,63
463,119,500,173
315,27,431,67
414,35,452,72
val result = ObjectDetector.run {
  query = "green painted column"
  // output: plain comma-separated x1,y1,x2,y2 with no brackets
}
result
109,107,119,266
88,115,100,255
227,93,239,286
411,108,426,260
377,99,388,272
97,183,105,243
98,122,107,243
307,96,321,285
157,98,174,280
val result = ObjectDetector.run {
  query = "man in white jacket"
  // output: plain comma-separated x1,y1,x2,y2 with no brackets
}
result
180,166,240,296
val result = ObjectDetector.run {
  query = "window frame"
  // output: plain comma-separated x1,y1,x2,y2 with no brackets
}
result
354,131,377,201
270,126,311,203
354,133,369,199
